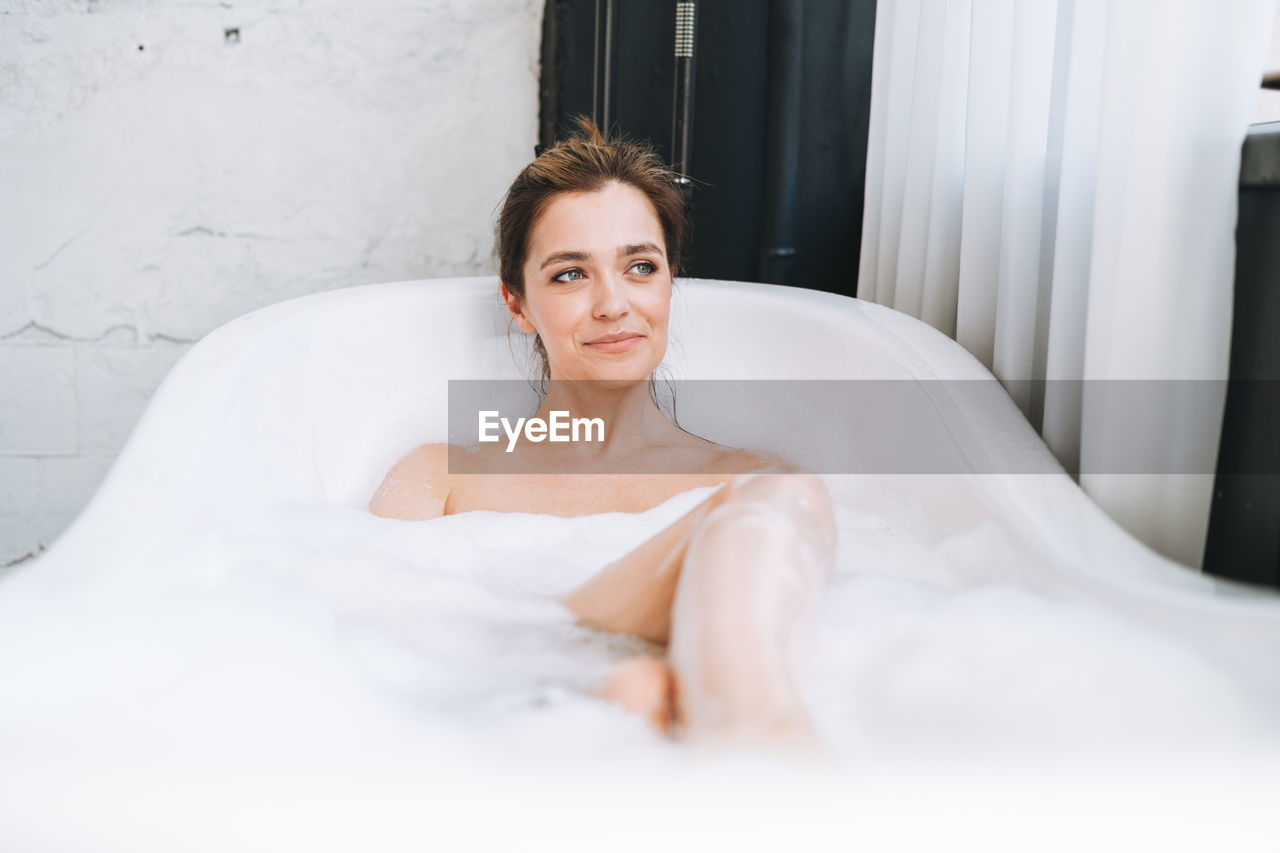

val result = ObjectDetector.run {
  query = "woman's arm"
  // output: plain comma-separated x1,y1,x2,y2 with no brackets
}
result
369,443,454,520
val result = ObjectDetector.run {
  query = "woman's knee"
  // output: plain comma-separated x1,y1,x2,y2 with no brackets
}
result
720,472,833,533
700,472,837,568
677,497,829,632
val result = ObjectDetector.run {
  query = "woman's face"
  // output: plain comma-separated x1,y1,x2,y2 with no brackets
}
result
504,181,672,384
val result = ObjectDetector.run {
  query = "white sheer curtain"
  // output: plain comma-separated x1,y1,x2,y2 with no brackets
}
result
858,0,1277,568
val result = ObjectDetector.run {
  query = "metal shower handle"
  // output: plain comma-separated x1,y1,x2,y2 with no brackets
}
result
672,1,698,191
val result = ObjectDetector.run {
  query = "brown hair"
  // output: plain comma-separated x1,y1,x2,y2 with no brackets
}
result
496,116,689,382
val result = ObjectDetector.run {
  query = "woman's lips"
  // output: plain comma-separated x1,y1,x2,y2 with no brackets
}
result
585,333,644,353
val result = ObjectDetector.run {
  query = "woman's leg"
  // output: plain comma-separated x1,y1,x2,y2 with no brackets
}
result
563,472,836,742
667,473,835,741
560,483,733,645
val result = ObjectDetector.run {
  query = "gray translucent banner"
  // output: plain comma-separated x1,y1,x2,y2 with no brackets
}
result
445,380,1279,475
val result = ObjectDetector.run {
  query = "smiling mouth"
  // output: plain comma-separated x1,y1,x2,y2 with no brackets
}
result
585,333,644,353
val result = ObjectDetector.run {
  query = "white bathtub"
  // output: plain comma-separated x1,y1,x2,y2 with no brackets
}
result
49,276,1280,623
4,276,1280,849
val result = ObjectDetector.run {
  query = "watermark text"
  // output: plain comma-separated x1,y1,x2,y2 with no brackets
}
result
478,410,605,452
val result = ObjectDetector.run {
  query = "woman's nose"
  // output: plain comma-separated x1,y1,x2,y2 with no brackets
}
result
592,272,630,319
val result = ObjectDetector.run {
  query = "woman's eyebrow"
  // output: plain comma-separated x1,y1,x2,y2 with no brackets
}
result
539,250,591,270
539,243,662,270
619,242,663,257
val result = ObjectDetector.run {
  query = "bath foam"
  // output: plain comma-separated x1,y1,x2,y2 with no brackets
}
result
1,476,1272,768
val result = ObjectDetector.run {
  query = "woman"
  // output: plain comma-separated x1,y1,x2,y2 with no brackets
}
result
371,119,836,746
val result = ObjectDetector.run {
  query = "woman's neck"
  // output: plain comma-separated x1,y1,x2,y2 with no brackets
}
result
535,379,677,457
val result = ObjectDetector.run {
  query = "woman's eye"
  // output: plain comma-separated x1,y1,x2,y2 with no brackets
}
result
629,260,657,275
552,268,584,283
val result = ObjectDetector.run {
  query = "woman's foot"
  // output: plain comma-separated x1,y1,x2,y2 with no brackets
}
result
602,655,676,734
602,654,818,749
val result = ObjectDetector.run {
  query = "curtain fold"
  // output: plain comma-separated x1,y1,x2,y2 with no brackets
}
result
857,0,1278,567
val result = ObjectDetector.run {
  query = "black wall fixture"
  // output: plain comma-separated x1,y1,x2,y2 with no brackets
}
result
1203,123,1280,590
539,0,877,294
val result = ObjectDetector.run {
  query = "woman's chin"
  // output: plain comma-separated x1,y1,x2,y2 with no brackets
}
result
571,375,652,390
547,354,668,388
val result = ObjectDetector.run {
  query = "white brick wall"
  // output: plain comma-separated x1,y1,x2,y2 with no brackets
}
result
0,0,544,564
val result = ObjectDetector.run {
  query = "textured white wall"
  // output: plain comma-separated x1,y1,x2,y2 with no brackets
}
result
0,0,544,564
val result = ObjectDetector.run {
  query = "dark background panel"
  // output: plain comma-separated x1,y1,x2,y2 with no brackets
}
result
792,0,876,292
1203,126,1280,588
679,0,769,280
540,0,875,293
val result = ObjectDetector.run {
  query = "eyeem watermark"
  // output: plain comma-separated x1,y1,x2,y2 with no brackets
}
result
450,378,1280,474
478,410,605,452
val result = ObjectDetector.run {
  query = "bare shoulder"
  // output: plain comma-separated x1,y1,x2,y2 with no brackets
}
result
369,443,455,520
711,446,784,475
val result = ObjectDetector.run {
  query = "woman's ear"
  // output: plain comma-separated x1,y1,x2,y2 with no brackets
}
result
500,281,536,335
